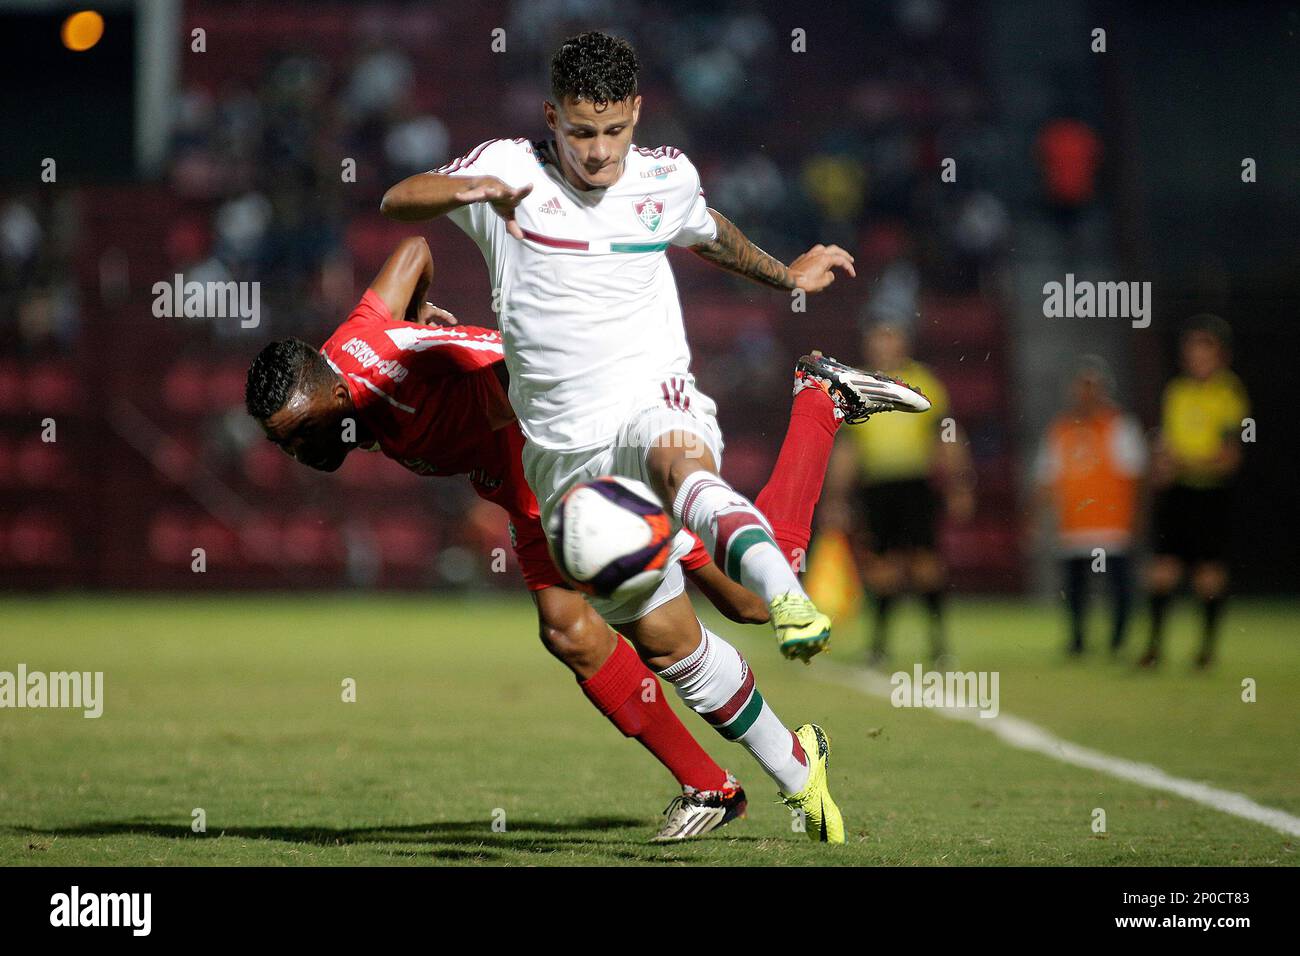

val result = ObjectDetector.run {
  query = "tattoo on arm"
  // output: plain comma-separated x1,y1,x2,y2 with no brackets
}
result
691,209,794,290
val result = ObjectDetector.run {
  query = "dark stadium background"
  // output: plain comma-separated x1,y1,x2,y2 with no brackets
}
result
1,0,1296,594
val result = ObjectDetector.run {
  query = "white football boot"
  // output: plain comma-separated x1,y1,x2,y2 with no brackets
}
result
652,774,748,842
795,351,931,423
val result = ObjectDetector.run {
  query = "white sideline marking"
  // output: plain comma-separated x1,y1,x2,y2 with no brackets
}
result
815,664,1300,838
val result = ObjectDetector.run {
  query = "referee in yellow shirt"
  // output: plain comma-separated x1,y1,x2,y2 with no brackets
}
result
1143,315,1250,668
830,322,974,665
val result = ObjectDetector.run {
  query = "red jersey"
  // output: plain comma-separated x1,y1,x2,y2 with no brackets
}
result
322,290,510,476
320,291,711,589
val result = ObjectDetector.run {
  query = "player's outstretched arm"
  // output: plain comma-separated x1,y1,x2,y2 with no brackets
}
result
369,236,434,322
690,208,856,294
380,173,477,221
381,173,532,238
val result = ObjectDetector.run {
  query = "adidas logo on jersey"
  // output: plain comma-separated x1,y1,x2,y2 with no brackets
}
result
537,196,565,216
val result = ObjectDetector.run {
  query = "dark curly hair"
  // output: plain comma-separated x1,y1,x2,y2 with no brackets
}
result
245,338,333,421
550,31,639,105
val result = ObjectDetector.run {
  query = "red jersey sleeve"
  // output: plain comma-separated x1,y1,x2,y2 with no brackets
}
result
388,325,505,375
349,288,396,327
338,288,502,376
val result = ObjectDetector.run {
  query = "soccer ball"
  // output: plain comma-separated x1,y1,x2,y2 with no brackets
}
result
552,476,673,600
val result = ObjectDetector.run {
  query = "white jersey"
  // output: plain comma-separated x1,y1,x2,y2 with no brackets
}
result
438,138,718,451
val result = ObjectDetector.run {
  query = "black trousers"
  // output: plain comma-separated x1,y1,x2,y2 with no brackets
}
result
1062,553,1133,651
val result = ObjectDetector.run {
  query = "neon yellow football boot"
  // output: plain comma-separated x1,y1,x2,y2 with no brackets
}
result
770,592,831,663
780,723,845,844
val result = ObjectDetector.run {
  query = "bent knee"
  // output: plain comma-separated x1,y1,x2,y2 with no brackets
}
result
864,557,903,593
1146,558,1182,593
911,552,945,589
538,609,614,673
1192,563,1228,598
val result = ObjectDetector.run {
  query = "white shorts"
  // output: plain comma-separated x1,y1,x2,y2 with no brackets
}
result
522,375,724,625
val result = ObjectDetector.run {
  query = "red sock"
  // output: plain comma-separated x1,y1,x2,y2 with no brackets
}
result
580,637,730,792
755,386,841,569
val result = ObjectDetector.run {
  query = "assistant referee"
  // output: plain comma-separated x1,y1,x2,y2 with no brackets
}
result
834,321,974,665
1143,315,1250,668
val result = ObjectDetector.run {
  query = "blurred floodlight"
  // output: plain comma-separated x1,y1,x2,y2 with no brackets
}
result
61,10,105,52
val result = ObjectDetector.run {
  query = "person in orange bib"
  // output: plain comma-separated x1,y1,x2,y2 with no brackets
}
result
1032,357,1147,654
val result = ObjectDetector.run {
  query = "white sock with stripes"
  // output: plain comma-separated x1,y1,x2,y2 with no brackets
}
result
658,623,810,794
672,471,807,603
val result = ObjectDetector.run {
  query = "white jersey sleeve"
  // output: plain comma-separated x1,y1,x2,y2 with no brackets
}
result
671,155,719,247
435,138,538,247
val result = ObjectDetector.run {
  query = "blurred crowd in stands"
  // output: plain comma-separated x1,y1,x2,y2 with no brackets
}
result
2,0,1114,596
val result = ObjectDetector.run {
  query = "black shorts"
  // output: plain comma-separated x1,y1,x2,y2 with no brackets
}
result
857,478,937,553
1152,484,1232,564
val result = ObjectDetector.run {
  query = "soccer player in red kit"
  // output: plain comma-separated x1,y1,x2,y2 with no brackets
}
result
246,236,917,839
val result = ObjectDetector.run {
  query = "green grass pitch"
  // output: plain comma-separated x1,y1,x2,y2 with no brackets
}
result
1,594,1296,866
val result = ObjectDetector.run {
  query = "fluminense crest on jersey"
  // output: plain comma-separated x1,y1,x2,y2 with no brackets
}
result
634,196,664,232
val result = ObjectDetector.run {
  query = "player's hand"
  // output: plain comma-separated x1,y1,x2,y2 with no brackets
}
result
789,244,856,293
413,302,458,326
453,176,533,240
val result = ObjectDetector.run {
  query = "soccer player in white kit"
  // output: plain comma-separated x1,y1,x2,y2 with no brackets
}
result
381,31,863,841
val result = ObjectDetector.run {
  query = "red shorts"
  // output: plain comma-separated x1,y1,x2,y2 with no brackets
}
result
511,514,711,591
